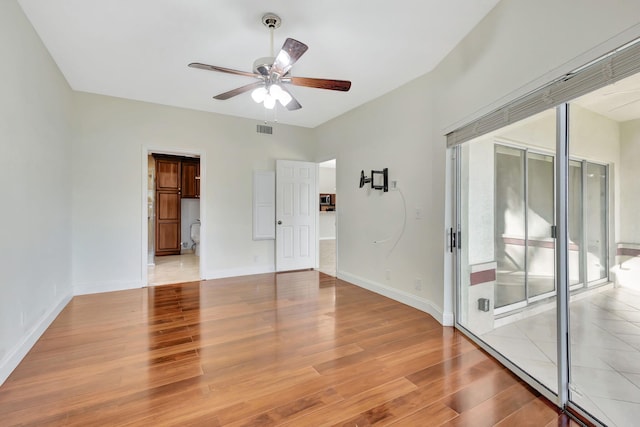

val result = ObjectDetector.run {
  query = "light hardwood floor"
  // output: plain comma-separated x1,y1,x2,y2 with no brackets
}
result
0,272,579,426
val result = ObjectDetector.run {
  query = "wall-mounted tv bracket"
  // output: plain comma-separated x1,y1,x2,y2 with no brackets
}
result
359,168,388,192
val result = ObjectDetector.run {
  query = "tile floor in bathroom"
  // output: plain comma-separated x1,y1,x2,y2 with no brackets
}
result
147,253,200,286
482,286,640,426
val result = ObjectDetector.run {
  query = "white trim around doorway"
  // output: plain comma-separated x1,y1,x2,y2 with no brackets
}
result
141,145,205,287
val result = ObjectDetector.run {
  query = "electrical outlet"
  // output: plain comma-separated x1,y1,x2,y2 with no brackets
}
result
390,180,399,190
414,278,422,291
385,269,391,280
254,255,259,263
415,208,423,220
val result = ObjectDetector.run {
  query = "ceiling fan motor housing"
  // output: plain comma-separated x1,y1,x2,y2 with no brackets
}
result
253,56,275,76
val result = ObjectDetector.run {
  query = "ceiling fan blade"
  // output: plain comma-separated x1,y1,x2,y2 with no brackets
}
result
280,86,302,110
189,63,260,79
271,38,308,77
213,81,264,100
288,76,351,92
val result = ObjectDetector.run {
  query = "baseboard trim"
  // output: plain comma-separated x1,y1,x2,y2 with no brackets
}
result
204,265,276,280
0,293,72,386
337,271,447,325
74,280,143,295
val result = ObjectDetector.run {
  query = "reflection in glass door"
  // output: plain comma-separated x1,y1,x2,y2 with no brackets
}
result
526,152,556,300
586,163,608,284
568,160,608,288
495,145,526,310
568,160,584,287
494,145,555,312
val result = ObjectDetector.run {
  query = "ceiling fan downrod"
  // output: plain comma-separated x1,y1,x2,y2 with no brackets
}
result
261,13,281,58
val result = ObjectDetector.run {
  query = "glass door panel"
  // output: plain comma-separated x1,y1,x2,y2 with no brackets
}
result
456,108,558,395
495,145,526,309
585,162,607,283
527,153,556,299
568,160,583,287
568,97,616,426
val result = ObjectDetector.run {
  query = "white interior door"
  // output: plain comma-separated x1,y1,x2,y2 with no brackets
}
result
276,160,317,272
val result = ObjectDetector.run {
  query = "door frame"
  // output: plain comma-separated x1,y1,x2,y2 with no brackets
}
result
141,146,205,287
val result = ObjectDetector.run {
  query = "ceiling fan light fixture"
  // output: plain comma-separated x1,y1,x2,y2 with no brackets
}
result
251,87,268,103
277,91,292,107
270,84,292,106
263,94,276,109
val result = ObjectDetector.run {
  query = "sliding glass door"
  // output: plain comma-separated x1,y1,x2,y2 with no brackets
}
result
452,36,640,426
457,109,560,395
494,146,556,313
455,108,613,403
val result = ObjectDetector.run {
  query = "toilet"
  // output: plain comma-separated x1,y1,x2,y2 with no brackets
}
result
190,221,201,256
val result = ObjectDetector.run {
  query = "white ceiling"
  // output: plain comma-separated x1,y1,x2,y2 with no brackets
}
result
574,72,640,122
17,0,500,128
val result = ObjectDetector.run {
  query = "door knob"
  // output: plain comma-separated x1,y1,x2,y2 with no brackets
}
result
277,220,282,225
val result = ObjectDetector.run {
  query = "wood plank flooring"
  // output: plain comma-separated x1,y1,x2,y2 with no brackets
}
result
0,271,581,426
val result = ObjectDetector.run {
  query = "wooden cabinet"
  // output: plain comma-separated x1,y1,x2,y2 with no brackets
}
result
156,158,180,190
155,156,182,256
181,160,200,199
153,155,201,256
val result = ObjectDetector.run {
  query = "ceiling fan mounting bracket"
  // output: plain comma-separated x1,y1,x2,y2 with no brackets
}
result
261,13,281,29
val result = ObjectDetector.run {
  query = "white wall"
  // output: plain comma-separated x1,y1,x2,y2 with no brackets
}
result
319,212,336,240
620,119,640,244
315,0,640,324
71,93,316,293
0,1,74,384
319,165,336,194
315,75,441,319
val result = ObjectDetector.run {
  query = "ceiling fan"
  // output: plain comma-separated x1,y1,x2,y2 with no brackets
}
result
188,13,351,111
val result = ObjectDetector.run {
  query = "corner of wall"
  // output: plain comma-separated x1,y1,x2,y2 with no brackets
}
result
0,292,72,386
338,271,449,325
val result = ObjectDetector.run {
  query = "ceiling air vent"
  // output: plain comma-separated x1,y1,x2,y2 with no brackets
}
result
256,124,273,135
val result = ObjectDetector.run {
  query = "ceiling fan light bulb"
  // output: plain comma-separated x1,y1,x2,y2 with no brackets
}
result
251,87,267,103
269,84,291,106
269,84,283,97
264,94,276,109
278,91,292,106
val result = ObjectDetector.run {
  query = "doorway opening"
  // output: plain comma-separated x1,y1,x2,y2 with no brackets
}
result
318,159,336,276
145,151,202,286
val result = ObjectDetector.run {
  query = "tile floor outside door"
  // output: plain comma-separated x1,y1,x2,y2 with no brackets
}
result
318,238,336,277
482,286,640,426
